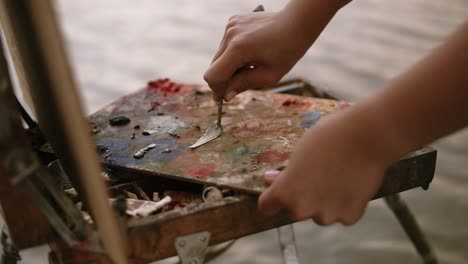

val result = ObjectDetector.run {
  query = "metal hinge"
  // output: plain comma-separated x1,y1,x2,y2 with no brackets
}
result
175,231,211,264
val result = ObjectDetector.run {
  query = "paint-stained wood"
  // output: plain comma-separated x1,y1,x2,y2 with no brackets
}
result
0,41,53,248
89,80,436,195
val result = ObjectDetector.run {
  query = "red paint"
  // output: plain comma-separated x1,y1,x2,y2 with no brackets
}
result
258,150,288,164
147,78,188,96
186,163,216,178
282,98,311,107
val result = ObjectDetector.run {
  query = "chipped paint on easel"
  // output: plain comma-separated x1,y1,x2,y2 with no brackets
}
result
89,79,346,194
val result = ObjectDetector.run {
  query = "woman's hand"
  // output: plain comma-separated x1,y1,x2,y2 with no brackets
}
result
258,107,394,225
204,1,343,101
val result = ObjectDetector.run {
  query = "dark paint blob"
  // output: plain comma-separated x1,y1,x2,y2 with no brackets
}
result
168,129,180,138
186,163,216,178
109,116,130,126
258,150,288,164
300,111,321,129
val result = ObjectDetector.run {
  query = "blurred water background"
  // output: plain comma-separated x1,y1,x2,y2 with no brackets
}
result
3,0,468,263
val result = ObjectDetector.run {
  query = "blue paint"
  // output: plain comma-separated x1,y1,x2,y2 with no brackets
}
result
96,137,183,166
300,111,321,129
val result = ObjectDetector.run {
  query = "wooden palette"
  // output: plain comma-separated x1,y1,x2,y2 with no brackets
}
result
89,79,430,195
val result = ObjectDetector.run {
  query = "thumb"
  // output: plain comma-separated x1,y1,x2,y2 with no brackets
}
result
258,183,283,216
224,67,279,101
264,170,281,185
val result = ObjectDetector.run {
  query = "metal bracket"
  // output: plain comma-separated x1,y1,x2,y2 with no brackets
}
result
175,231,211,264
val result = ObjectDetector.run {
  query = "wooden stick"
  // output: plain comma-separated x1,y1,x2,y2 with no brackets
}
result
1,1,128,263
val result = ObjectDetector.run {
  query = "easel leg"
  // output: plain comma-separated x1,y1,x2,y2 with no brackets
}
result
277,224,300,264
385,194,437,264
1,228,20,264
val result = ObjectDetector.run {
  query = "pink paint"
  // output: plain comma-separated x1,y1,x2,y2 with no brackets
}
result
339,102,351,109
231,117,288,138
258,150,288,164
186,163,216,178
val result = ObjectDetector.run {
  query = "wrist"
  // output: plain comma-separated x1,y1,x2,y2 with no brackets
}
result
280,0,344,45
318,101,408,169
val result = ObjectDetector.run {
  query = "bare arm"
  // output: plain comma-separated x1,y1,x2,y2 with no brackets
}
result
367,22,468,162
258,21,468,225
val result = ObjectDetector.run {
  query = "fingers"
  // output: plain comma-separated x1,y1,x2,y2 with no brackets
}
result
223,67,280,101
258,171,368,225
211,16,239,64
264,170,281,185
258,184,283,216
204,46,245,101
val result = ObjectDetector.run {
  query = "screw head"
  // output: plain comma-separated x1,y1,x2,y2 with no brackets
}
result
178,240,186,248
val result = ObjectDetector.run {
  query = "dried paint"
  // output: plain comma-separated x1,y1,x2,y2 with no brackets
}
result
146,116,186,135
142,130,156,136
300,111,321,129
90,85,352,194
282,98,312,107
109,116,130,126
147,78,186,96
168,129,180,138
231,117,289,138
257,150,288,164
186,163,216,178
232,145,249,160
133,143,157,159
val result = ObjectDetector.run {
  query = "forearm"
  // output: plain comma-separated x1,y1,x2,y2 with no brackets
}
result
281,0,350,45
357,21,468,163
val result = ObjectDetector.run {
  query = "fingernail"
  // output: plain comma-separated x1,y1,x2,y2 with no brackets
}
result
264,170,280,184
224,90,237,102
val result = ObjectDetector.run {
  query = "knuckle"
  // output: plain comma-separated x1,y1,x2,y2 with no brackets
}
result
340,216,359,226
224,27,238,41
228,15,239,23
203,72,209,82
339,201,366,226
289,204,310,221
230,38,248,51
313,213,336,226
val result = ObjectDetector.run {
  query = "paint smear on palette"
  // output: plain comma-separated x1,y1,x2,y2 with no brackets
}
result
185,163,216,178
230,117,289,138
300,111,321,129
169,152,216,178
282,97,312,107
147,78,191,96
257,150,288,164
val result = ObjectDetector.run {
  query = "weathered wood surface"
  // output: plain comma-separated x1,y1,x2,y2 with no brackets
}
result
51,79,436,264
54,150,437,264
0,38,53,249
89,82,436,196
